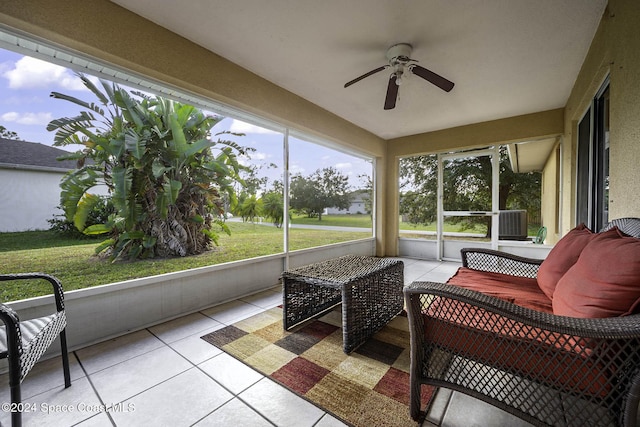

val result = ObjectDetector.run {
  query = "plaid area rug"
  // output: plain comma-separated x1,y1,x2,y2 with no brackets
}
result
201,306,433,426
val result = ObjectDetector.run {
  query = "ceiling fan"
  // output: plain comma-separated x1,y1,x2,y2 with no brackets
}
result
344,43,454,110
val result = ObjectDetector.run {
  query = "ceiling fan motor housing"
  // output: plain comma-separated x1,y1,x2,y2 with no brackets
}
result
386,43,413,65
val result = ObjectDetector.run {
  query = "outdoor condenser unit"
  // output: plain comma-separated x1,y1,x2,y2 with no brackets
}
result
499,210,528,240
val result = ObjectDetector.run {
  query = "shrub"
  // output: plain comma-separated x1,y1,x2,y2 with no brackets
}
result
48,197,114,238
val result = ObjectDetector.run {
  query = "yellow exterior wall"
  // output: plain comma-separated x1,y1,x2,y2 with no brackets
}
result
561,0,640,235
598,0,640,223
541,141,562,244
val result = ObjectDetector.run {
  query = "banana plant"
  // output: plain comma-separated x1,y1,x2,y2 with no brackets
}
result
48,74,246,260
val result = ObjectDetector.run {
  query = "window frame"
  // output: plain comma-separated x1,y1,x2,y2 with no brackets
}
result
0,28,377,260
576,77,610,231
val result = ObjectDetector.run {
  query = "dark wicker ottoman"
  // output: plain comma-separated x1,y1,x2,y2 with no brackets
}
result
282,255,404,353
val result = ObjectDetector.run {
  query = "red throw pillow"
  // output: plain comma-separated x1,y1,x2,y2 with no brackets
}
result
552,227,640,318
537,223,594,300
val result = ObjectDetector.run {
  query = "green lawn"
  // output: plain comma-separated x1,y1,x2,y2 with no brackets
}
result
399,219,541,237
0,221,370,301
1,214,540,301
290,214,372,228
291,214,540,236
0,231,102,252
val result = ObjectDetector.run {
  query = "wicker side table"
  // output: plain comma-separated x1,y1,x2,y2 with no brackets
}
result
282,255,404,353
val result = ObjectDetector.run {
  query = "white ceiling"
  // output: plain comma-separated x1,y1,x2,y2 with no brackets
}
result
110,0,607,141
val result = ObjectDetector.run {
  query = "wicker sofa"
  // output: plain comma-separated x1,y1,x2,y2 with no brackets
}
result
405,218,640,427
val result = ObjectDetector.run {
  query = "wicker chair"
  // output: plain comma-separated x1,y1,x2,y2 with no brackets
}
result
0,273,71,427
405,218,640,427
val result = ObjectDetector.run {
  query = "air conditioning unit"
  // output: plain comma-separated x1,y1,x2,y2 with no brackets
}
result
499,210,528,240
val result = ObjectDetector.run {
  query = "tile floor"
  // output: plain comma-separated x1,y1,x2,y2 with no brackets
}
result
0,258,533,427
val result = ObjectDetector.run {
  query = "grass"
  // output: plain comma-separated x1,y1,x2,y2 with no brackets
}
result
399,221,487,233
399,220,541,237
0,231,101,252
1,214,542,301
291,214,372,228
0,221,370,302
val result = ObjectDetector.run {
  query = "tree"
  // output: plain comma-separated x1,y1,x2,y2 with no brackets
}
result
238,161,278,196
358,174,373,216
399,154,438,225
48,196,114,237
237,194,262,223
230,159,279,218
399,148,541,231
261,187,285,227
48,74,246,260
0,125,21,140
290,167,351,220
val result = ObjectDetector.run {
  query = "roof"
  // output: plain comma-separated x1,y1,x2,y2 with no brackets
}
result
0,138,79,171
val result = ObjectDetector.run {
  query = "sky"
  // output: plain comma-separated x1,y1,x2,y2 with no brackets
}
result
0,47,372,190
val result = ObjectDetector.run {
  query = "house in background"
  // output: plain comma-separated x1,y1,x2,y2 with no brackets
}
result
325,189,370,215
0,138,80,232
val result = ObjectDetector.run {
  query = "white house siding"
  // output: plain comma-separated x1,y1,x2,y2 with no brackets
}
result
0,167,67,232
325,200,367,215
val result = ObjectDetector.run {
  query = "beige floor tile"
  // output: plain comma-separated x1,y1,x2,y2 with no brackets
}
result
199,352,263,394
195,397,273,426
89,346,191,403
0,376,102,427
75,329,164,374
202,299,264,325
0,353,83,402
168,326,224,364
110,368,232,427
149,312,222,343
239,378,325,427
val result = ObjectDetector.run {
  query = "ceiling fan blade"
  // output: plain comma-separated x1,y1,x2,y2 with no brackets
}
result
384,74,399,110
410,65,455,92
344,66,388,88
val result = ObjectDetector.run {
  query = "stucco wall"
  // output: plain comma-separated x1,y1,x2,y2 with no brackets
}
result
562,0,640,233
0,168,65,232
540,142,562,244
607,0,640,221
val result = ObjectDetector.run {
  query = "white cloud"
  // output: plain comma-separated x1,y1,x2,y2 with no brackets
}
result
228,119,278,135
237,155,251,167
0,61,12,75
334,162,352,169
289,162,305,174
0,95,43,106
2,57,87,91
238,151,274,168
1,111,53,125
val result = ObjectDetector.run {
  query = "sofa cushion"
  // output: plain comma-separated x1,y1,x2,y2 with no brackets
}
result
537,223,594,300
422,301,610,397
553,227,640,318
427,266,612,397
447,267,552,313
